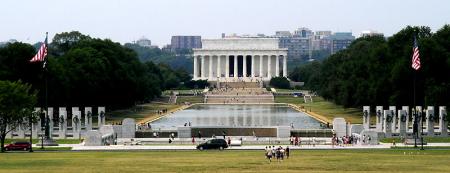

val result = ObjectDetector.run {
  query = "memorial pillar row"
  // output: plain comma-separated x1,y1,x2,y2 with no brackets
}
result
193,56,198,80
267,55,272,79
259,55,263,78
47,107,54,139
251,55,255,78
85,107,92,130
275,55,280,77
209,56,213,80
439,106,448,137
59,107,67,139
201,56,205,79
426,106,435,136
217,56,221,78
243,55,247,78
234,55,238,78
283,55,287,77
226,55,230,79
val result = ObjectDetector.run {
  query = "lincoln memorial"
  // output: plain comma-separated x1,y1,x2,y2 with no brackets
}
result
192,38,288,81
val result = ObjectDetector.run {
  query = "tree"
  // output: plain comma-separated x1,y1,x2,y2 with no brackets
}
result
269,77,290,89
51,31,91,55
0,80,37,152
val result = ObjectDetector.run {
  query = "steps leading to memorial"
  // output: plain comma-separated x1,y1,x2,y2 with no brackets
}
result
205,88,274,104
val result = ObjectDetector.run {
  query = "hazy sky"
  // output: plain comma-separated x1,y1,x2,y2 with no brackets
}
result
1,0,449,46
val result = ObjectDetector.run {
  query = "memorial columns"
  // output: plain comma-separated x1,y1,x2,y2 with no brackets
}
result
275,56,280,77
226,55,230,78
267,56,272,79
201,56,205,79
439,106,448,137
399,110,407,137
193,56,198,80
363,106,370,130
98,107,106,127
217,56,221,78
283,55,287,77
47,107,54,138
426,106,435,136
402,106,410,132
243,55,247,78
209,56,213,80
85,107,92,130
251,55,255,78
259,55,263,78
59,107,67,139
234,55,238,78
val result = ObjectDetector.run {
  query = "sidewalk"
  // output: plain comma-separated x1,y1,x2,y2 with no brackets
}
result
70,143,394,151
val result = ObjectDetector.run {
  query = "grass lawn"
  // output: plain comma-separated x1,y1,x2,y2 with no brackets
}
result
107,102,182,124
275,96,364,124
1,150,450,172
381,137,450,143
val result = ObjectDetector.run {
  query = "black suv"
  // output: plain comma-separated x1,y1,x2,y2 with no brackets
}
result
196,139,228,150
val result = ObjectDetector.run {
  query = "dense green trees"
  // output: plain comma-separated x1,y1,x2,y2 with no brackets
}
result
124,43,193,72
290,25,450,108
0,31,193,109
270,77,290,89
0,80,37,152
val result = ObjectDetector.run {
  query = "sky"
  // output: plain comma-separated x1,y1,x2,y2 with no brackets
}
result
1,0,449,46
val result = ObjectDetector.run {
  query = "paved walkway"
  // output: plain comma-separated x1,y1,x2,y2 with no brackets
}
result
69,144,394,151
34,143,450,151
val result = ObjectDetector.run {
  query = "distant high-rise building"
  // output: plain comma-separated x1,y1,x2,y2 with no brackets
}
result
136,37,152,47
330,32,355,54
275,31,292,37
293,27,313,38
360,30,384,37
312,31,332,50
277,28,313,60
171,36,202,53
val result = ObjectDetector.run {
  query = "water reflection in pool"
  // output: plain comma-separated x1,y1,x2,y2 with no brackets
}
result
150,104,326,130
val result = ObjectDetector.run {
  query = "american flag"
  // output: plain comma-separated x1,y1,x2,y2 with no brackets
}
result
30,38,48,63
411,37,421,70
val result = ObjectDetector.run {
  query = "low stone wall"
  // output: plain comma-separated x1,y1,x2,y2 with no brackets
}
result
190,127,278,137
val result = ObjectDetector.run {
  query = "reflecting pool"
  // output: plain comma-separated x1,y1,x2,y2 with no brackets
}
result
150,104,325,130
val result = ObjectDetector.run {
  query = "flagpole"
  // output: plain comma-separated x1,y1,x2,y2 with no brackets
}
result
43,32,50,148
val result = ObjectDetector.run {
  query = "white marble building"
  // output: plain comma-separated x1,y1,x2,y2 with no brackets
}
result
192,38,288,81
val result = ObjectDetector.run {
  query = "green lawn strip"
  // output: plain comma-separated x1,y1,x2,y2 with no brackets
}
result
107,102,181,123
4,139,81,144
32,147,73,151
381,137,450,143
0,150,450,172
275,96,364,124
391,146,450,149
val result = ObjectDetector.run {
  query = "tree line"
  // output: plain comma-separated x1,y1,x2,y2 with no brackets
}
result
289,25,450,108
0,31,199,109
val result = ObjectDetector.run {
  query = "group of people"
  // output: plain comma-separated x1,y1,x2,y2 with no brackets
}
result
331,134,364,147
289,136,301,146
264,146,290,162
156,109,168,115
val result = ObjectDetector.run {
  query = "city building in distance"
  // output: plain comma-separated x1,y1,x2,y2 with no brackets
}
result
171,36,202,53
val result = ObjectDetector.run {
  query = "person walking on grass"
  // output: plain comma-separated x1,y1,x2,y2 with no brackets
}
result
267,146,273,162
286,146,290,159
